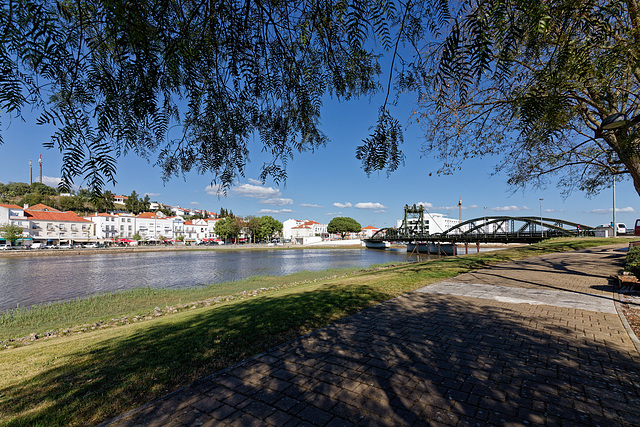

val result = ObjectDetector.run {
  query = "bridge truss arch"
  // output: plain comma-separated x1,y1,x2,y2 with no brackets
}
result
367,216,594,244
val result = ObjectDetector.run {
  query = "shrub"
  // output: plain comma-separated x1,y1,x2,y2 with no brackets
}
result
625,246,640,278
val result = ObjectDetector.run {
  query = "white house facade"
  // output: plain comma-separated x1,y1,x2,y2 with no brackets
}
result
396,212,462,235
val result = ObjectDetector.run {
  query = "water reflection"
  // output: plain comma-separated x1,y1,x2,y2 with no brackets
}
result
0,249,413,311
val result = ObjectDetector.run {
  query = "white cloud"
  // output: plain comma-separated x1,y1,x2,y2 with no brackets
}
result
248,178,263,185
233,183,280,198
333,202,352,208
374,210,386,213
260,197,294,206
468,204,479,209
190,201,200,206
325,212,342,216
205,184,225,196
588,206,636,214
544,208,564,213
41,176,62,187
300,203,323,208
355,202,387,210
41,176,80,191
492,205,530,212
416,202,434,209
257,208,294,214
145,192,162,197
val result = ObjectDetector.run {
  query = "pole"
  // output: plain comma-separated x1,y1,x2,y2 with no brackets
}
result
539,198,544,237
612,177,617,238
483,207,487,235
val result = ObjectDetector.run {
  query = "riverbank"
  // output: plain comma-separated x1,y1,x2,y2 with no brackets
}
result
0,237,629,426
0,239,523,259
0,241,365,258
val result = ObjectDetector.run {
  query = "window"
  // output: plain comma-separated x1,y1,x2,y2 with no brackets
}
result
120,225,124,231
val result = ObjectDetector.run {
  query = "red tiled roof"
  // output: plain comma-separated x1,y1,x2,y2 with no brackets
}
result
0,203,23,209
304,220,320,225
362,225,378,230
136,212,163,219
26,210,92,223
26,203,60,212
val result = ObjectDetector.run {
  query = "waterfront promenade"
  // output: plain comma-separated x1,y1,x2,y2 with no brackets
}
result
106,244,640,426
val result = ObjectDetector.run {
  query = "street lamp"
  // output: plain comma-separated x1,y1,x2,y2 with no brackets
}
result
612,177,617,238
539,198,544,237
483,206,487,234
597,112,639,237
600,112,640,130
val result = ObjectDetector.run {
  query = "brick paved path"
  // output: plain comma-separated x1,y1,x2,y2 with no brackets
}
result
106,245,640,426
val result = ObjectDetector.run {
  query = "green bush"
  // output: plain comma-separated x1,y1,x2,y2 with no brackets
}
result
626,246,640,278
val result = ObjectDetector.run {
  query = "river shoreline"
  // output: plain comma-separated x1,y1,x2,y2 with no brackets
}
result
0,242,363,258
0,241,522,258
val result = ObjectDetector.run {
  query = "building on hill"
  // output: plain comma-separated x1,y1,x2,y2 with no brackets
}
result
113,195,128,205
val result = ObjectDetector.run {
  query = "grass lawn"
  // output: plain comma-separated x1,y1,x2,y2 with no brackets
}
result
0,238,627,426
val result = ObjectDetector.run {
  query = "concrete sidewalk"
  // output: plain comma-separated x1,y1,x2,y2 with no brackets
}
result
106,245,640,426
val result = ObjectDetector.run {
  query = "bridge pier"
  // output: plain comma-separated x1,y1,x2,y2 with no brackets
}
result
406,242,457,256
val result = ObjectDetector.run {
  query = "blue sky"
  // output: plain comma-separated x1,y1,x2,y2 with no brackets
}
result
0,91,638,230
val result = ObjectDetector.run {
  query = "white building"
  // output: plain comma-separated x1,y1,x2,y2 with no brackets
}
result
183,219,209,242
24,204,93,244
135,212,184,241
360,225,380,238
283,219,328,240
396,212,462,234
85,213,119,240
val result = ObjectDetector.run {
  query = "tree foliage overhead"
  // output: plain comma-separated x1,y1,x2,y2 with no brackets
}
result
1,0,436,191
4,0,638,199
403,0,640,197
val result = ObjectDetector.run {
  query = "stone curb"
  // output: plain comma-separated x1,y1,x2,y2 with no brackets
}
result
614,274,640,356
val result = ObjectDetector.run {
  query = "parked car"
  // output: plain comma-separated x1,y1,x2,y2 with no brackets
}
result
31,243,45,249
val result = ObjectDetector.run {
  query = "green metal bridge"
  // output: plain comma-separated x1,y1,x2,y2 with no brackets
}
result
365,204,594,245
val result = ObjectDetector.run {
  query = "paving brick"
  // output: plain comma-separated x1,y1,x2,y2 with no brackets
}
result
101,245,640,427
296,406,334,425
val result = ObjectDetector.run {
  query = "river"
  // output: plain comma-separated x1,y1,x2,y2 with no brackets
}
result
0,248,420,311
